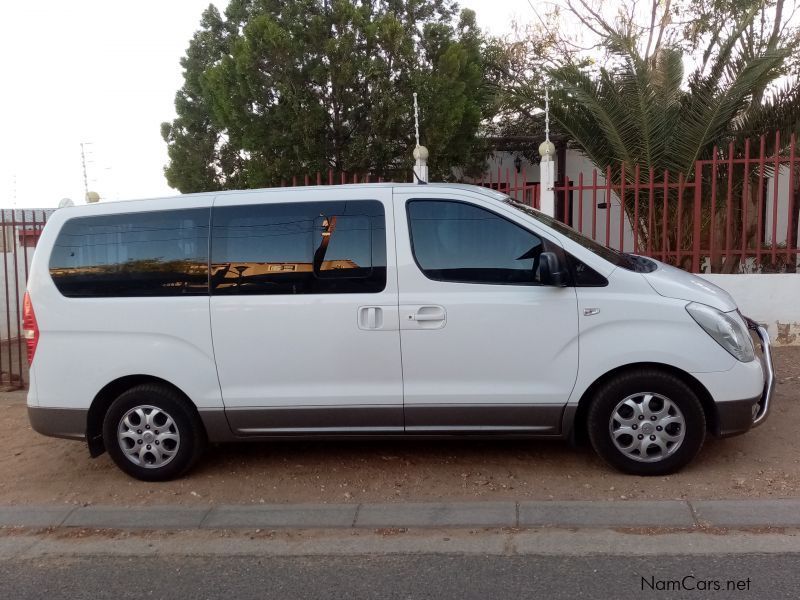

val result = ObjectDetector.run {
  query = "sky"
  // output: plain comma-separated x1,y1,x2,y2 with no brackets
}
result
0,0,531,208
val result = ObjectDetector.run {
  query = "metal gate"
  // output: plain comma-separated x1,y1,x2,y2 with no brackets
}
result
0,209,53,389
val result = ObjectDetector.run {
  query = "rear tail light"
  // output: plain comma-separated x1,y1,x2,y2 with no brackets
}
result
22,292,38,365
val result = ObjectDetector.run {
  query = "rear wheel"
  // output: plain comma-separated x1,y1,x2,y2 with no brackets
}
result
103,384,206,481
587,369,706,475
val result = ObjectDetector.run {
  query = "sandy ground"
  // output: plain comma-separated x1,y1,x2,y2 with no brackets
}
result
1,348,798,506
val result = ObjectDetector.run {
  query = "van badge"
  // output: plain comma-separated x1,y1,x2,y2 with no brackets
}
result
583,308,600,316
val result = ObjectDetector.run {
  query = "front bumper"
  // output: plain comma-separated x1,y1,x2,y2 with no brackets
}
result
745,317,775,428
711,318,775,437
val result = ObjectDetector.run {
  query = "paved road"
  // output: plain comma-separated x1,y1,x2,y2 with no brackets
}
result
1,553,797,600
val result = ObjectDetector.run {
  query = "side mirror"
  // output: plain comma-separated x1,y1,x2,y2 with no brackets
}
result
539,251,569,287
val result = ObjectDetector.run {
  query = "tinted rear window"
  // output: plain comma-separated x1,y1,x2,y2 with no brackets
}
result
210,200,386,295
49,209,210,297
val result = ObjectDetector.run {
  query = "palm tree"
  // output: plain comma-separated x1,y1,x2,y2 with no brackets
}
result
509,5,800,272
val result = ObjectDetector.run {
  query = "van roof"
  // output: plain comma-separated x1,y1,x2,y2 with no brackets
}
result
66,182,510,207
213,182,510,201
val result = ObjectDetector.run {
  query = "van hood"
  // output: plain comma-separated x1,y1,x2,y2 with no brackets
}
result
641,261,737,312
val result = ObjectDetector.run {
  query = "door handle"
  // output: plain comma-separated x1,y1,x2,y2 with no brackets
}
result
401,305,446,329
412,312,444,321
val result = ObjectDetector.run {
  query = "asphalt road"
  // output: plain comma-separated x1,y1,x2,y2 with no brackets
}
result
1,553,797,600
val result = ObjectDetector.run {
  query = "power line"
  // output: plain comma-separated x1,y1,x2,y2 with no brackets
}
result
524,0,554,36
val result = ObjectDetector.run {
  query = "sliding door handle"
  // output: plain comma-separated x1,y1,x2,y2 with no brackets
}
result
358,306,384,330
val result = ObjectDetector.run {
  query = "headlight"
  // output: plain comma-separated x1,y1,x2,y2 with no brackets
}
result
686,302,755,362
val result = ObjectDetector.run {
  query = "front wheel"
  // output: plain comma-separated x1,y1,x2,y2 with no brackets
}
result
102,384,206,481
587,369,706,475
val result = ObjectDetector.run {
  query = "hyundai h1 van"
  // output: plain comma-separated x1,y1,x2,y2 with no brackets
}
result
24,184,774,481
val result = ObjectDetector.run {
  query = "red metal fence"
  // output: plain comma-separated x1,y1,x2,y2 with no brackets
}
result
279,171,389,187
482,132,800,275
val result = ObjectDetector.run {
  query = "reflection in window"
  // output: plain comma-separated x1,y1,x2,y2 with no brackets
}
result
407,200,546,285
49,209,210,297
211,201,386,295
313,215,372,278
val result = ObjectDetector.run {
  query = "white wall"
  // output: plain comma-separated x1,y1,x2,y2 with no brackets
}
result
563,149,636,251
479,150,637,250
765,165,796,245
701,273,800,345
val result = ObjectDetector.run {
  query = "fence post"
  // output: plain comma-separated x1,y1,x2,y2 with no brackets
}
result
692,162,702,273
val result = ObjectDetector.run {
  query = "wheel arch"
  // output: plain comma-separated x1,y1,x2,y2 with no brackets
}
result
567,362,717,445
86,375,202,457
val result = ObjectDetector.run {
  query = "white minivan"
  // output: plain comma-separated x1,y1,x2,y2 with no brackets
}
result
25,183,774,481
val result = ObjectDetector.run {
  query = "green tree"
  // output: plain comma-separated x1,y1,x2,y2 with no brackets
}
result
161,0,499,192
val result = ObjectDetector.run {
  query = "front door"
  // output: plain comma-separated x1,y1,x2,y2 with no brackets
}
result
394,192,579,434
210,188,403,435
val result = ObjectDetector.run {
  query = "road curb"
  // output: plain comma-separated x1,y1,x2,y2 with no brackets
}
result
1,500,799,530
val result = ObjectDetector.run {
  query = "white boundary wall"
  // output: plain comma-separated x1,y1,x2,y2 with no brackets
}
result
700,274,800,345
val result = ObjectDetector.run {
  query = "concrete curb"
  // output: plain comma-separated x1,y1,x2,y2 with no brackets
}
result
1,500,799,531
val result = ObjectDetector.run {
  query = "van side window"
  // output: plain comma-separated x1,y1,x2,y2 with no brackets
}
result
211,200,386,295
407,199,548,286
49,209,210,297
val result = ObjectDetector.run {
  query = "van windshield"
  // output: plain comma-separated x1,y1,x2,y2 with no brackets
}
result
503,199,642,271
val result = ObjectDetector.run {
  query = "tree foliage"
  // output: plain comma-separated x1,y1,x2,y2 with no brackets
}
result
162,0,500,192
503,0,800,174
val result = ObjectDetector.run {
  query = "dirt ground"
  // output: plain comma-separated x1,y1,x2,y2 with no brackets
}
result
1,348,799,506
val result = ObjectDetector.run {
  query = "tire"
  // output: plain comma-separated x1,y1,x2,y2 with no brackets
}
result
587,369,706,475
102,384,206,481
